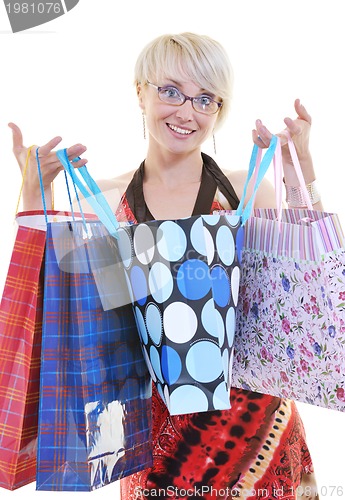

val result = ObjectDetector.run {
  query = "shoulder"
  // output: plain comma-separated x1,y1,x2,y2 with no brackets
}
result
74,169,136,215
96,169,136,212
97,170,135,197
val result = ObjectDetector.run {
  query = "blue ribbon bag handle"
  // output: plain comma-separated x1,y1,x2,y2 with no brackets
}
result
236,135,278,225
56,149,120,239
36,147,89,231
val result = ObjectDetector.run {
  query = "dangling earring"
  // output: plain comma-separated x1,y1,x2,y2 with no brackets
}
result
142,113,146,140
213,132,217,155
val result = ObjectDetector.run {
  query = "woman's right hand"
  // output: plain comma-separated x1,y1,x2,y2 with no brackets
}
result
9,122,88,211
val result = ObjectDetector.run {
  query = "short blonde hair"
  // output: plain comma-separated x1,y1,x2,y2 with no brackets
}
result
134,32,234,129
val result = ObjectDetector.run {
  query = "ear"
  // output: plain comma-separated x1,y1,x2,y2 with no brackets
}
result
137,83,145,112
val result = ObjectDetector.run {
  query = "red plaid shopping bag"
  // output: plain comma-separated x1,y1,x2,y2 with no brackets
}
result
0,215,46,490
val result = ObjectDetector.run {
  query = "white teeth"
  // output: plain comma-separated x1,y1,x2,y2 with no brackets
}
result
168,124,193,135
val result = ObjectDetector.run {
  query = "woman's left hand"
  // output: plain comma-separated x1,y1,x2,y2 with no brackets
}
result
252,99,315,183
252,99,322,210
252,98,311,162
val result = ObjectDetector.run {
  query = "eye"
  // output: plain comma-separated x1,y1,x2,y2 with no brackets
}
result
197,95,213,108
161,86,181,99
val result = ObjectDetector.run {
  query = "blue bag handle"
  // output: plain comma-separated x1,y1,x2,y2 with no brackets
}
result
56,149,120,239
36,148,49,225
36,147,89,232
236,135,278,225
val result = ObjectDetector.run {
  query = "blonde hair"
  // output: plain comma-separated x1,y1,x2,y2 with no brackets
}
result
134,32,234,129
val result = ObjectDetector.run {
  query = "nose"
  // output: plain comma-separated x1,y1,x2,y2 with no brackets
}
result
175,98,194,121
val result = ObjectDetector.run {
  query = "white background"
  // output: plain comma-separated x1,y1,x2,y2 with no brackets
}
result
0,0,345,498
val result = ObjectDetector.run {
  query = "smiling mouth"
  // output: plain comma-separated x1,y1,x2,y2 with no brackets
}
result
167,123,194,135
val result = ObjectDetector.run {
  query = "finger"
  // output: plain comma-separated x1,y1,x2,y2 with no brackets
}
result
38,136,63,157
252,129,265,148
255,119,272,146
283,117,302,136
70,158,88,169
294,98,312,124
38,142,88,173
65,144,87,161
63,145,88,169
8,122,24,151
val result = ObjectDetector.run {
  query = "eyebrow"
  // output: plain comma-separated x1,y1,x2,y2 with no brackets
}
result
162,78,215,97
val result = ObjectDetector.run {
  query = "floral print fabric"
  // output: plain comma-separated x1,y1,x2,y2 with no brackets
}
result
233,247,345,411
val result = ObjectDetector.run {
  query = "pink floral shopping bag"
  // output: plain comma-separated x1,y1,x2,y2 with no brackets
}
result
221,134,345,411
232,207,345,411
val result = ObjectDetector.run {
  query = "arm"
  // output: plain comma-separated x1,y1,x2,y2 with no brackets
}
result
9,123,88,211
251,99,323,211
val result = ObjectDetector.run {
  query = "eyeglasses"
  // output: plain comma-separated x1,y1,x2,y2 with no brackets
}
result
147,82,222,115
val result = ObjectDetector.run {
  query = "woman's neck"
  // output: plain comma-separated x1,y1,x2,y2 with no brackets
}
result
143,147,203,187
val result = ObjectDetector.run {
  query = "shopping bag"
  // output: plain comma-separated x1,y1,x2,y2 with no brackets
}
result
0,207,81,490
230,135,345,412
116,215,241,415
0,214,45,490
114,138,279,416
232,207,345,411
0,142,87,491
36,154,152,491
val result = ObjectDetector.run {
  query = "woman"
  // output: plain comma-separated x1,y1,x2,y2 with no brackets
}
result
10,32,320,499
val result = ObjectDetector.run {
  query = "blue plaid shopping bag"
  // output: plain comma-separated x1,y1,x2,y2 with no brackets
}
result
36,219,152,491
35,150,152,491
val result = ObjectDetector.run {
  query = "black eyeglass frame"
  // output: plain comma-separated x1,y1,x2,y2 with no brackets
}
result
147,81,223,115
